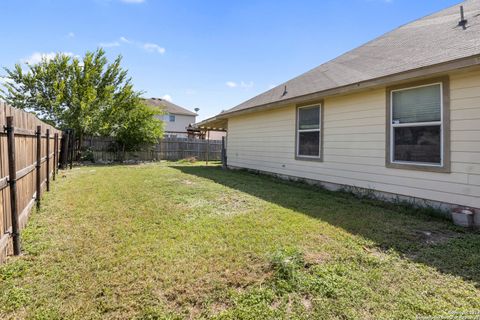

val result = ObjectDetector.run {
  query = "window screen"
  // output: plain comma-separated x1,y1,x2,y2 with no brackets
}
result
297,106,321,158
390,83,443,166
393,126,441,163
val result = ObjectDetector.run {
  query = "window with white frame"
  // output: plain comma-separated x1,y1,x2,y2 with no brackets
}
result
390,83,443,166
296,105,321,159
169,115,176,122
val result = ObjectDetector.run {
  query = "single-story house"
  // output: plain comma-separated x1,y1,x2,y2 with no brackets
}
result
198,1,480,211
144,98,198,138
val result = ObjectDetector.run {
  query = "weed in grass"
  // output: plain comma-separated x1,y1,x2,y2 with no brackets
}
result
269,248,305,293
2,286,30,311
30,307,62,320
0,260,30,281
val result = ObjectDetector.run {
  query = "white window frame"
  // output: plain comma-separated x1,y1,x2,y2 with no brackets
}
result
296,104,322,159
169,115,176,122
389,82,443,167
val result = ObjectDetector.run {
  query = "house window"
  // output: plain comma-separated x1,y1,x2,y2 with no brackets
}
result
169,115,176,122
388,79,449,172
296,104,322,160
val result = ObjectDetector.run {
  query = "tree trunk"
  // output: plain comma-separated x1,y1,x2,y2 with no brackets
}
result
79,132,84,151
76,131,83,161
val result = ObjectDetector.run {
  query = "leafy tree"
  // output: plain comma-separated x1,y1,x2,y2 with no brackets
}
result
100,87,164,151
114,102,164,151
0,48,163,151
1,54,71,126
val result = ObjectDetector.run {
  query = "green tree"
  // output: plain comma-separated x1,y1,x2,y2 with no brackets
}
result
114,102,164,152
0,54,71,126
0,48,163,150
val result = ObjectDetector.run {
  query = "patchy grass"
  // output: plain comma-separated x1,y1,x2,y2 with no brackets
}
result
0,162,479,319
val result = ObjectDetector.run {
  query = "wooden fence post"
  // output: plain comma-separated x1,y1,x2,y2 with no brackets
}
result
46,129,50,192
56,133,60,175
60,131,69,169
221,136,227,169
36,125,41,209
5,117,21,255
206,130,210,166
53,133,58,180
57,133,60,173
69,129,74,169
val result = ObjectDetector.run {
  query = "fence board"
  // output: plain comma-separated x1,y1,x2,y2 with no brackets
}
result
83,136,223,162
0,102,62,263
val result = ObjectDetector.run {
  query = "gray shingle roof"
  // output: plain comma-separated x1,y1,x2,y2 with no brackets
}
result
144,98,197,116
223,0,480,116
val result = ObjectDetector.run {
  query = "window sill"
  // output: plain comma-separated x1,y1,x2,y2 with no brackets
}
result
386,161,450,173
295,156,323,162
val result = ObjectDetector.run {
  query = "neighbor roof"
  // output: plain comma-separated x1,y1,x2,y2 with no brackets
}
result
215,0,480,118
144,98,197,116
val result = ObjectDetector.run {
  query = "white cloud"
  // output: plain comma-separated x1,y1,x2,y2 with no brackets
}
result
240,81,254,89
23,52,55,64
120,36,132,44
67,32,75,38
120,0,145,3
101,36,165,54
161,94,172,102
21,52,76,65
143,43,165,54
226,81,254,89
99,41,120,48
0,77,13,85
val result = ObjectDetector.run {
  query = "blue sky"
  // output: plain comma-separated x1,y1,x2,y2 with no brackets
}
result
0,0,462,120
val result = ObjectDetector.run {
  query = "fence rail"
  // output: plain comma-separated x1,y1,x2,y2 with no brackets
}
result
0,102,62,263
83,136,223,162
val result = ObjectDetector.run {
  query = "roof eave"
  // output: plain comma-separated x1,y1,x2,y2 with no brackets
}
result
195,116,228,130
216,54,480,121
169,112,198,116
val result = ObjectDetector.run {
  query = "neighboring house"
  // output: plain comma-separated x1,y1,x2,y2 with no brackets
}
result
144,98,197,138
198,1,480,211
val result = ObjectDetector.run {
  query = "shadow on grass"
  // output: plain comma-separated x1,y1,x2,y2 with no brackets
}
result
173,165,480,287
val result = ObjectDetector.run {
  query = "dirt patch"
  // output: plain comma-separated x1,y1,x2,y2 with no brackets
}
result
301,296,312,311
413,229,461,245
183,193,257,219
208,301,230,316
303,252,330,268
363,246,390,261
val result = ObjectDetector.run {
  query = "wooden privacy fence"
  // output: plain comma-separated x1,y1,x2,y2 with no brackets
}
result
0,102,62,263
83,136,223,162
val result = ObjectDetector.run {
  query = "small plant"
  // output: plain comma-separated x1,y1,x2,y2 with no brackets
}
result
269,248,304,286
79,147,95,162
177,157,197,164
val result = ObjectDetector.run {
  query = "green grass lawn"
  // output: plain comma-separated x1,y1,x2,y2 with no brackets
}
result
1,162,479,319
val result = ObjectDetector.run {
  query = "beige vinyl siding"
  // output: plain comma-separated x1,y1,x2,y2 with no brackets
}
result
227,69,480,208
